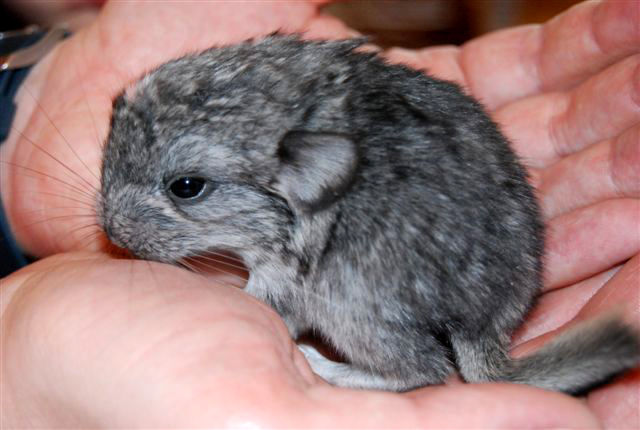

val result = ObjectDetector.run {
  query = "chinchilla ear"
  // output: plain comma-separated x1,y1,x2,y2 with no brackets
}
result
274,131,358,212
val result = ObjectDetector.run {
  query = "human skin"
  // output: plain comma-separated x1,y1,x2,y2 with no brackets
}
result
1,0,638,427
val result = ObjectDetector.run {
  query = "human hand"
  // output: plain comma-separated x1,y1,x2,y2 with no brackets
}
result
0,0,637,427
386,0,639,426
1,252,599,428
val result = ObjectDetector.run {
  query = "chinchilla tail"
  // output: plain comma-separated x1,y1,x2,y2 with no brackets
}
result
454,316,640,394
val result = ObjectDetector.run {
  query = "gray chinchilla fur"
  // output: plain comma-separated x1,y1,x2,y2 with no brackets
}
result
99,35,639,393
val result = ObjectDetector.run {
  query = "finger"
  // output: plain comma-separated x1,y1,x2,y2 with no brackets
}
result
495,54,640,167
544,198,639,290
93,1,326,81
460,0,640,110
383,46,466,86
2,253,597,429
587,367,640,429
284,382,599,428
573,253,640,327
301,12,362,40
512,265,621,345
1,253,304,427
536,123,640,219
537,0,640,91
510,256,640,428
401,384,598,428
513,254,639,358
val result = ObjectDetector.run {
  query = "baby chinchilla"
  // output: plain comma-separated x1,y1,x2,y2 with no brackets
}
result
99,35,639,393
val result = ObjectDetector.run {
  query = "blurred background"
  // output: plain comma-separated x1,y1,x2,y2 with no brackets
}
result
1,0,583,45
1,0,102,32
326,0,582,47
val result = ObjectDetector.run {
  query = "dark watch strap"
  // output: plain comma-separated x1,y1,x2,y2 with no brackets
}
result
0,194,27,276
0,29,46,142
0,66,33,142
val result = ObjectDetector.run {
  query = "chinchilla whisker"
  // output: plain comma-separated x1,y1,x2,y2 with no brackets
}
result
21,207,96,218
71,227,101,243
47,220,100,253
143,259,165,298
0,160,97,201
182,257,249,283
177,259,202,275
187,252,247,271
67,222,101,236
73,56,105,167
1,160,96,200
77,31,124,153
25,213,98,228
196,249,246,265
21,85,100,185
12,126,98,193
31,191,96,208
77,233,102,251
185,257,344,308
182,257,247,281
176,261,239,291
71,228,103,250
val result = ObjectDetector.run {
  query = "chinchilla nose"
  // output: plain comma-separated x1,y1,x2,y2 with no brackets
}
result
98,198,128,249
101,212,122,248
102,218,116,243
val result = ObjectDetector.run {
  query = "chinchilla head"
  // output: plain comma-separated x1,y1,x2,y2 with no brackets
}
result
98,36,363,264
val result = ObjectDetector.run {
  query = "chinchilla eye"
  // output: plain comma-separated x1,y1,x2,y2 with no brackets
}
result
169,177,206,199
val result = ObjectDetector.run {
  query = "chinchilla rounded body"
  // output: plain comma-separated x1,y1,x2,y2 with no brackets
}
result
99,36,639,393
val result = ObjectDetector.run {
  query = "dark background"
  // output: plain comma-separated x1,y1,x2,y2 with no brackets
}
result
2,0,582,46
